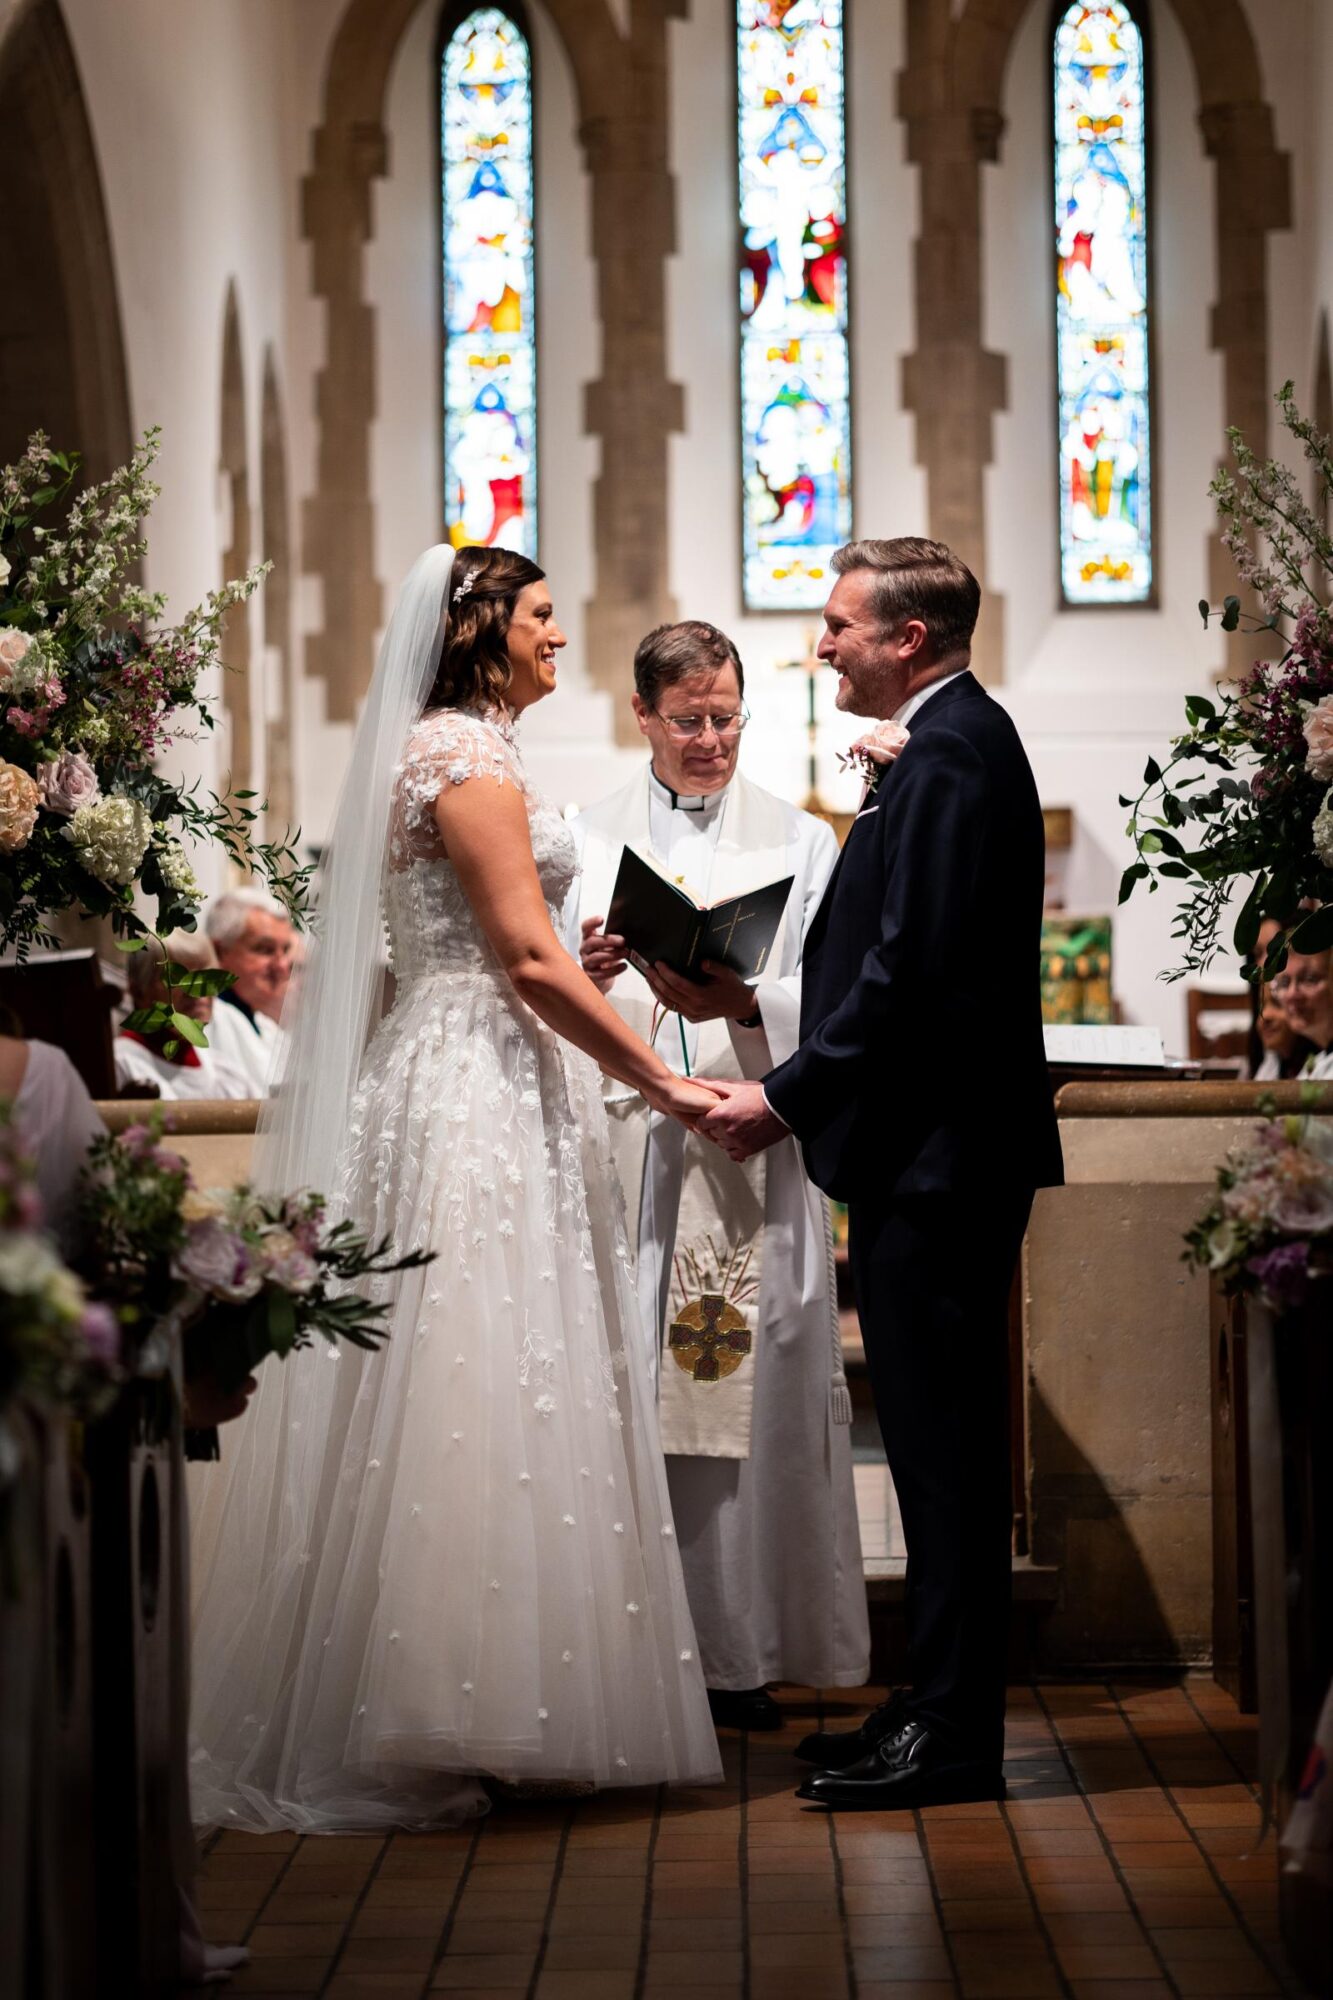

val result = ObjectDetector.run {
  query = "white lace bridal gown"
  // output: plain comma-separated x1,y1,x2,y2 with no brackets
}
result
189,705,721,1831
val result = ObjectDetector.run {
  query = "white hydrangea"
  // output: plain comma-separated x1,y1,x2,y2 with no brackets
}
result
62,792,153,886
1314,787,1333,870
156,838,201,903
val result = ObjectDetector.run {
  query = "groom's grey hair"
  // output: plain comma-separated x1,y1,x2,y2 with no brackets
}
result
832,538,980,659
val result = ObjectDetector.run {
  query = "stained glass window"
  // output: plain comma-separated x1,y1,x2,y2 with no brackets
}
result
440,5,536,556
737,1,851,612
1054,1,1152,605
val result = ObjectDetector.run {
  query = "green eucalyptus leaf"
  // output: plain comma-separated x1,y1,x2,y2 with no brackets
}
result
1119,862,1149,904
168,1009,207,1048
1143,756,1162,786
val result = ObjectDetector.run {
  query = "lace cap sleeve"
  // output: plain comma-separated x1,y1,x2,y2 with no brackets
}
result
392,708,524,865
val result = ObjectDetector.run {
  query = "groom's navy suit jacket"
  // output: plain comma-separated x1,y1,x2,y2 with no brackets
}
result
764,672,1063,1206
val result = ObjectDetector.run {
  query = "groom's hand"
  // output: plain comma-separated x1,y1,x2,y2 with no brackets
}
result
695,1078,789,1162
644,958,757,1024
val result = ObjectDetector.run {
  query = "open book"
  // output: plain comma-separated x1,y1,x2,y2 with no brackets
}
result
605,845,794,981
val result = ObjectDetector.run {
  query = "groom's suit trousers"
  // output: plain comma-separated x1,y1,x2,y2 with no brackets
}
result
847,1186,1033,1771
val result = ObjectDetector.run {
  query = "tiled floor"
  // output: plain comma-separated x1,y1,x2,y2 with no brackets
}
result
195,1679,1313,1999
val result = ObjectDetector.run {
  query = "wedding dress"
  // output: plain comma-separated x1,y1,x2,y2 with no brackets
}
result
188,699,721,1830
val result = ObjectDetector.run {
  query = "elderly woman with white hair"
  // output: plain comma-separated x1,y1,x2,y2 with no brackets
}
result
202,887,296,1096
115,930,252,1101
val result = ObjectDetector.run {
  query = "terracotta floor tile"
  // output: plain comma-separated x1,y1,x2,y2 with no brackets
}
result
747,1974,848,2000
541,1936,642,1971
1107,1841,1207,1869
956,1968,1062,1999
646,1916,741,1948
928,1867,1025,1897
748,1874,840,1904
1093,1816,1190,1843
749,1902,849,1934
1012,1828,1104,1857
1030,1882,1131,1915
856,1986,956,2000
842,1885,931,1916
449,1891,550,1923
338,1938,438,1973
1167,1965,1278,1996
347,1907,448,1942
940,1899,1041,1933
532,1973,636,2000
547,1902,644,1938
844,1914,947,1949
1068,1983,1174,2000
1041,1913,1147,1948
430,1954,536,1988
1118,1867,1215,1896
325,1978,430,1999
264,1891,359,1924
851,1945,957,1981
196,1881,269,1913
838,1854,930,1882
751,1935,845,1969
215,1831,303,1855
1004,1801,1091,1828
361,1880,459,1908
465,1862,555,1891
227,1959,328,1993
287,1836,383,1868
638,1888,740,1922
559,1849,649,1878
204,1855,289,1881
1056,1944,1163,1980
1022,1856,1117,1884
247,1924,344,1958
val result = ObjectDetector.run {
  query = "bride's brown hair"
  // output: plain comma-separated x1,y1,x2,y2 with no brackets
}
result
428,545,547,712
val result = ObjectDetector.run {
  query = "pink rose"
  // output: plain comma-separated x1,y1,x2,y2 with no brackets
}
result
0,761,40,853
79,1302,121,1369
850,720,912,768
175,1218,263,1302
1302,695,1333,782
37,748,100,817
0,627,31,686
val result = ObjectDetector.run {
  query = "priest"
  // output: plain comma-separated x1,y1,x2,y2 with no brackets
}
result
568,619,869,1729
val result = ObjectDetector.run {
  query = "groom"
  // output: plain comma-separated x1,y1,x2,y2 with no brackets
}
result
699,537,1062,1809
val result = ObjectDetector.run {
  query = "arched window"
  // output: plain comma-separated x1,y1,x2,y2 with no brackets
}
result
737,1,851,612
1054,0,1153,606
439,4,536,556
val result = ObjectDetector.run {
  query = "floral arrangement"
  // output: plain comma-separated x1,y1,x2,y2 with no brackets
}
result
0,429,310,961
1121,384,1333,979
0,1107,120,1460
836,718,911,797
1187,1106,1333,1309
75,1119,433,1397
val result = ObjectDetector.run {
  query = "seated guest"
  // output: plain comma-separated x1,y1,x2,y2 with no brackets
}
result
202,888,294,1095
0,1029,104,1245
1251,916,1315,1080
1270,942,1333,1080
115,932,252,1101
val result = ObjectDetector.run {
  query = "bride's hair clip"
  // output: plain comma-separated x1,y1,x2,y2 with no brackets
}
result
451,570,475,608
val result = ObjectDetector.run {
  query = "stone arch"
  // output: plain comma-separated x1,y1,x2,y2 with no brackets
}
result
0,0,132,477
899,0,1290,681
219,283,254,802
302,0,684,735
260,349,296,834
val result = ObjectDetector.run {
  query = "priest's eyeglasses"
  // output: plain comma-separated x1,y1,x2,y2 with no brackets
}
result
653,706,750,740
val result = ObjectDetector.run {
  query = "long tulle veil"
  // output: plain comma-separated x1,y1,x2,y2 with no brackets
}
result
255,542,457,1200
187,544,472,1830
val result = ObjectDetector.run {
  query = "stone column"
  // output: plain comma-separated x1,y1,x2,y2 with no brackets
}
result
899,10,1008,684
581,0,685,742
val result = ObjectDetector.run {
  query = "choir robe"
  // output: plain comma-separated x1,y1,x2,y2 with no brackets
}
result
568,764,870,1692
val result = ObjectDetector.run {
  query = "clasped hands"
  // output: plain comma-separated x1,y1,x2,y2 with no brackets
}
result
581,917,788,1163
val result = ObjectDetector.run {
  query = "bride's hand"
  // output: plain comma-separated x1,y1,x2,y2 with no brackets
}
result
647,1075,722,1129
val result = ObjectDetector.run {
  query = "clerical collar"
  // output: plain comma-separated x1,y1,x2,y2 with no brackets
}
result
648,765,728,816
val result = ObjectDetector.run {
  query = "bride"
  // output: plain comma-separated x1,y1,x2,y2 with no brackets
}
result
188,544,724,1830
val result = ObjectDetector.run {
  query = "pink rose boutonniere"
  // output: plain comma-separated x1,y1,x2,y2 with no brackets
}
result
837,719,911,800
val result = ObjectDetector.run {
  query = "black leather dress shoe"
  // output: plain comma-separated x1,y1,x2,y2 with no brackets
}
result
796,1719,1005,1810
708,1686,784,1731
794,1688,910,1768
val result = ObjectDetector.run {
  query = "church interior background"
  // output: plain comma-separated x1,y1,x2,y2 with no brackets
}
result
5,0,1333,1994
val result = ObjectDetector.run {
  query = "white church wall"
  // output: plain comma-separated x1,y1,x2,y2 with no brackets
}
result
53,0,312,898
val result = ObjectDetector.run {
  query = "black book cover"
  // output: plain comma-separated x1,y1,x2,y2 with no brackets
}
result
605,845,794,980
